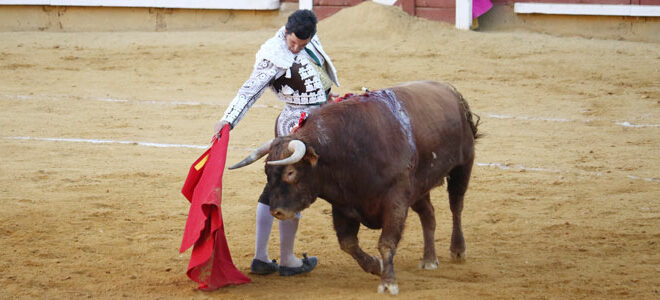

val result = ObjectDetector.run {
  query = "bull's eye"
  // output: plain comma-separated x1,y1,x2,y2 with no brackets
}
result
282,166,298,184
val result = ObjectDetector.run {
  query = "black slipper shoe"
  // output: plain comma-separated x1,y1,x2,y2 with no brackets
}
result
279,253,318,276
250,259,279,275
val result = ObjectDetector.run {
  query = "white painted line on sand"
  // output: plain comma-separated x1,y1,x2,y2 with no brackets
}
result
6,136,209,149
0,93,277,109
475,162,562,173
5,136,659,183
482,113,571,123
626,175,660,183
3,94,657,127
615,122,660,128
480,111,658,128
96,97,129,103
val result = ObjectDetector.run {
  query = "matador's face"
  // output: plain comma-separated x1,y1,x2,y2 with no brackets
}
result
285,31,311,54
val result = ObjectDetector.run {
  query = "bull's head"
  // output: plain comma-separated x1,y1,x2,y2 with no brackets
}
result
229,137,319,220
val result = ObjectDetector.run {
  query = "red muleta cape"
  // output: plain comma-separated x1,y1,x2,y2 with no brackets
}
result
179,125,250,290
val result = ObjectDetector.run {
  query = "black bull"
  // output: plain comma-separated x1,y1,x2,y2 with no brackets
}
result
230,81,479,294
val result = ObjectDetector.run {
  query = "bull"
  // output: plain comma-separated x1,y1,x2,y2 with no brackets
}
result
230,81,480,294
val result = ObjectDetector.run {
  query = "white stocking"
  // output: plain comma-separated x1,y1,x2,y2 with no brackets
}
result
279,213,302,268
254,202,274,263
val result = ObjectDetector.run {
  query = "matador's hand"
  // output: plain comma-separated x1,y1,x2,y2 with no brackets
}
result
215,120,230,138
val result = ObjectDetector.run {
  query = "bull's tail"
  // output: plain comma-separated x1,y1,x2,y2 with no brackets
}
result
448,84,481,140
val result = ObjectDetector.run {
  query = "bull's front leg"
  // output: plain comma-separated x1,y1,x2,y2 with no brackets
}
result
332,206,382,276
377,200,408,295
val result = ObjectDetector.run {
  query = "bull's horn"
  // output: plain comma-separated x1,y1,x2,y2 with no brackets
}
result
228,139,273,170
266,140,306,166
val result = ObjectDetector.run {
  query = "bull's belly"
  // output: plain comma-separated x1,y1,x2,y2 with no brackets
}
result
413,164,451,193
336,205,383,229
360,218,382,230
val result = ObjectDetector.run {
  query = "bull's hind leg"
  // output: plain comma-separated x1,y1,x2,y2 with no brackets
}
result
411,192,438,269
332,206,382,275
447,163,473,262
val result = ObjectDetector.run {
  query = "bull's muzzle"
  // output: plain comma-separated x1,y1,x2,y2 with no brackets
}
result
270,207,296,220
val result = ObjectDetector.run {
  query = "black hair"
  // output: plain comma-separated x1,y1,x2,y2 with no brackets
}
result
285,9,317,40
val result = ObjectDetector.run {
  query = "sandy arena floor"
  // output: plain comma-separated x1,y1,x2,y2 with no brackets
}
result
1,2,659,299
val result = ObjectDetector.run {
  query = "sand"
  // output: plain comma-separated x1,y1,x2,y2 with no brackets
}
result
1,2,659,299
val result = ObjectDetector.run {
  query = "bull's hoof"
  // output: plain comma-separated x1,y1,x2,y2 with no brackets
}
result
450,250,466,263
420,258,439,270
377,282,399,295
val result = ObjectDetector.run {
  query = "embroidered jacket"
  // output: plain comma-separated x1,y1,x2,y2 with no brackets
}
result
221,27,340,129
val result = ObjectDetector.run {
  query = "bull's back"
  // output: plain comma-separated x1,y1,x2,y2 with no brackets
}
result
391,81,475,190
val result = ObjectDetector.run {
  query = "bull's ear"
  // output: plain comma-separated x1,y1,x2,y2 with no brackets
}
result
304,146,319,167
